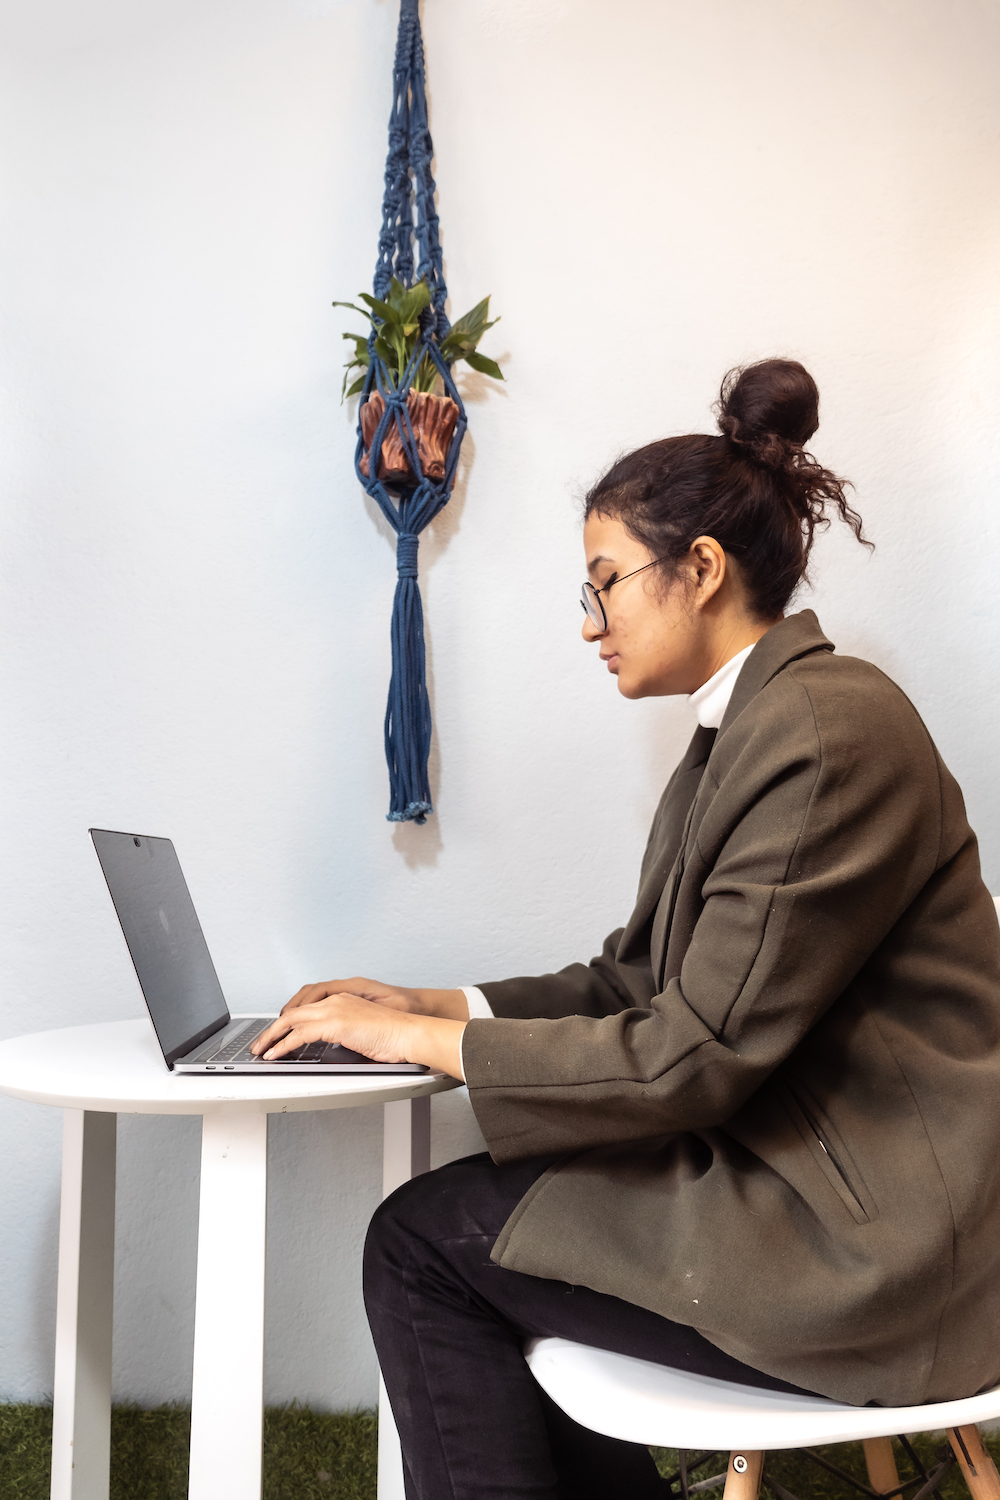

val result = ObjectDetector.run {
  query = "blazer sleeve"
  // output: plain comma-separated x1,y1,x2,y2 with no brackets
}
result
462,670,952,1163
476,927,635,1021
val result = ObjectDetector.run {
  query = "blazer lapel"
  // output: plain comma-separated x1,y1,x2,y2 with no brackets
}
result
618,726,716,967
649,612,835,988
649,795,700,982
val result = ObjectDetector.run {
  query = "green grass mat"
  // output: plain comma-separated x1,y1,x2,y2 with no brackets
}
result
0,1404,376,1500
1,1402,994,1500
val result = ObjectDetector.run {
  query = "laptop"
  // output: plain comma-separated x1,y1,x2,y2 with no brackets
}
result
90,828,427,1074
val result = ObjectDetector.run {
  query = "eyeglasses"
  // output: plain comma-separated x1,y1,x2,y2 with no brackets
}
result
580,558,666,632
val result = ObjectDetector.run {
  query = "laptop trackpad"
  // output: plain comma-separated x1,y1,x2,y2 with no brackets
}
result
282,1041,378,1065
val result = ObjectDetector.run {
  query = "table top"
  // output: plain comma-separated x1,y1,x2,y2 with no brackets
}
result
0,1018,461,1115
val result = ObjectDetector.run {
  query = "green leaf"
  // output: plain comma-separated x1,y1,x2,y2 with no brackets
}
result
439,316,499,363
448,298,495,339
450,296,490,332
374,335,396,370
359,293,400,324
342,333,371,359
398,280,432,323
387,325,408,368
439,333,477,360
462,351,504,381
331,300,372,321
411,353,441,394
341,359,370,400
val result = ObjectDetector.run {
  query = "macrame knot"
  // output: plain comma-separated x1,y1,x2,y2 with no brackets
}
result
396,533,419,578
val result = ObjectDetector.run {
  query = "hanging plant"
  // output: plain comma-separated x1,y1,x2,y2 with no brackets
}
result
335,277,501,484
334,0,505,826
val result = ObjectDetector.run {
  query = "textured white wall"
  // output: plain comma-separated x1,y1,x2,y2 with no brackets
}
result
0,0,998,1408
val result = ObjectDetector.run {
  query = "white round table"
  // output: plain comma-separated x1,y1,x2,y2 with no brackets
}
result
0,1017,460,1500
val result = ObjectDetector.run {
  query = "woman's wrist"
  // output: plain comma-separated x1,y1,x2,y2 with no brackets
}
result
402,1012,467,1079
410,987,470,1022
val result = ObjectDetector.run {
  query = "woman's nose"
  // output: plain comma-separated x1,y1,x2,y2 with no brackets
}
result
581,613,604,642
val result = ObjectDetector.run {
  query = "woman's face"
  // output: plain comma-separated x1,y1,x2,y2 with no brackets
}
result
581,513,719,699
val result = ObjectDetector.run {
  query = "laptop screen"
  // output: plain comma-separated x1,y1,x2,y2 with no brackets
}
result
90,829,230,1065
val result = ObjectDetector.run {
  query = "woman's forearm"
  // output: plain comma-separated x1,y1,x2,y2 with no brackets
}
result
411,987,471,1022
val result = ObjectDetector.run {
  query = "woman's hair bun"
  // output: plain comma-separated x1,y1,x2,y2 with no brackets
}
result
585,355,868,619
717,358,820,470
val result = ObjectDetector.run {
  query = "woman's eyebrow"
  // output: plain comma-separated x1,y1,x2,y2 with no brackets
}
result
587,554,615,577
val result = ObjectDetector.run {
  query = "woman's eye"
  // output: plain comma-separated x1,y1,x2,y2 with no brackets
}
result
601,573,618,591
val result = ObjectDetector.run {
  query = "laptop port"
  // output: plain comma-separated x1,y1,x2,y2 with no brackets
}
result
224,1065,234,1070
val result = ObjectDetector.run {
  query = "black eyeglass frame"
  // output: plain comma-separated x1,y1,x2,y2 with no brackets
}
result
580,558,668,632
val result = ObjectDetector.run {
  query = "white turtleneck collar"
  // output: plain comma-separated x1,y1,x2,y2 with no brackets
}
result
686,643,756,730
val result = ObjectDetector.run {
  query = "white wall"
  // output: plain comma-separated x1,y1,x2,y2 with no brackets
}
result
1,0,998,1408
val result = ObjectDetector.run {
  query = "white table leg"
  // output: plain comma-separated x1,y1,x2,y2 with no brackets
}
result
188,1110,268,1500
51,1109,117,1500
378,1097,431,1500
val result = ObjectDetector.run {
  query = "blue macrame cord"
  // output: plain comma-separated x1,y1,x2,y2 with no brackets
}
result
354,0,468,824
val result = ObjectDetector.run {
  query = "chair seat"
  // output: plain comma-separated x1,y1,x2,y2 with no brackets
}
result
525,1337,1000,1451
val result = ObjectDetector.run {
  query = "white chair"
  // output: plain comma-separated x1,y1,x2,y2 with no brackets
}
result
526,1337,1000,1500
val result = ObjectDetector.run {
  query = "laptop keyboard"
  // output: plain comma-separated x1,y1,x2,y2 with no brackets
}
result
185,1022,337,1065
185,1020,267,1064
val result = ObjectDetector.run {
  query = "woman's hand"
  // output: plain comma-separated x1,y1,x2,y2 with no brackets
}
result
249,991,467,1079
276,978,470,1022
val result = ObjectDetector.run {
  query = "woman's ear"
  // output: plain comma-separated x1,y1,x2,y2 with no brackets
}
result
688,536,727,610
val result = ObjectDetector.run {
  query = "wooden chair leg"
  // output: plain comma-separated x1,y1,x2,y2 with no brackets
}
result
948,1426,1000,1500
723,1450,764,1500
863,1437,900,1495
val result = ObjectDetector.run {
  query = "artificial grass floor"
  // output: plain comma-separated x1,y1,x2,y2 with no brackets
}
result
0,1404,376,1500
0,1403,992,1500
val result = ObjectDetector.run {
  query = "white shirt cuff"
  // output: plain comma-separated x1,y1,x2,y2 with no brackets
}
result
459,986,494,1083
461,985,495,1021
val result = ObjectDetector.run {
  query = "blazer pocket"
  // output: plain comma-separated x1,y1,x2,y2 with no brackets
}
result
779,1083,874,1225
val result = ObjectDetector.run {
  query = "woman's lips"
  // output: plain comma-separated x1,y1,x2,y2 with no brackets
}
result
601,653,619,674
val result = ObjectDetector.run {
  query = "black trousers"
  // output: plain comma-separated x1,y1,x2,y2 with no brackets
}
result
363,1152,812,1500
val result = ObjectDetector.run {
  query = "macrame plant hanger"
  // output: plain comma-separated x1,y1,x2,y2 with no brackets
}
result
355,0,467,825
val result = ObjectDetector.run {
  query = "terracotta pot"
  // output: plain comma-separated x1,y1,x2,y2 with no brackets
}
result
359,390,460,485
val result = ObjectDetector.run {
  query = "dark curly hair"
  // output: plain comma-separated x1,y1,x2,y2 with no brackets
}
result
584,359,870,620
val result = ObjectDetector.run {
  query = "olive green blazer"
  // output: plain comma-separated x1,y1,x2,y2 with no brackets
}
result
465,610,1000,1407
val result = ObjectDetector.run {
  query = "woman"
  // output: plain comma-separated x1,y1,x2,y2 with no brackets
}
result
253,360,1000,1500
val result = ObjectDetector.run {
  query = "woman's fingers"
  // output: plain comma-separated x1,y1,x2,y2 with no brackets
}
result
252,993,415,1064
253,1006,341,1060
279,982,338,1016
259,1020,323,1060
251,1012,299,1056
279,978,416,1017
